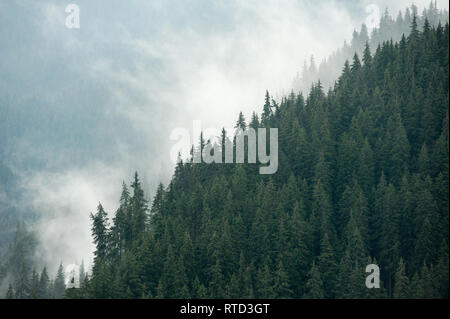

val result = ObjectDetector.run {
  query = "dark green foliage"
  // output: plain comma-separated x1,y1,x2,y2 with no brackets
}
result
53,263,66,299
393,258,410,299
235,112,247,131
305,261,324,299
293,4,449,95
90,204,109,261
71,17,448,299
38,267,50,299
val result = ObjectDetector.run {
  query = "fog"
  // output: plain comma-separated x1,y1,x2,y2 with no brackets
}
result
1,0,448,273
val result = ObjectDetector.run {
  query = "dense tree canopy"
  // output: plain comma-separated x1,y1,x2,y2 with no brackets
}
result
65,19,448,299
2,8,448,300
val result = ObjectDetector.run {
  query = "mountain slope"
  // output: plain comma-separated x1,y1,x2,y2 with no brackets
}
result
4,15,448,299
71,17,450,299
293,3,449,94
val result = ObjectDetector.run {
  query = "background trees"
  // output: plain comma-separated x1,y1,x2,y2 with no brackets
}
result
65,18,449,299
2,6,448,300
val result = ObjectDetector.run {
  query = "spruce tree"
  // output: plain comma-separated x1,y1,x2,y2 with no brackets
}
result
305,262,324,299
53,263,66,299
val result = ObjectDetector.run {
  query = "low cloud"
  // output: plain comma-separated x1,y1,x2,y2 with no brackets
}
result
2,0,448,270
21,163,126,272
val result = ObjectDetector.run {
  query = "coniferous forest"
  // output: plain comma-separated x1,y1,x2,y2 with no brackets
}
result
1,5,449,300
293,2,449,94
69,18,448,299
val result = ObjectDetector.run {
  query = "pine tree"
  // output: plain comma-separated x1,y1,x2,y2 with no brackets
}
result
261,90,272,125
235,111,247,131
79,261,86,288
363,42,372,66
287,202,311,297
90,203,109,261
435,240,449,298
351,53,361,72
317,234,338,298
393,258,410,299
130,172,149,238
29,269,40,299
255,262,274,298
160,245,178,298
38,267,50,299
149,182,166,238
53,263,66,299
208,258,225,298
305,262,324,299
14,263,30,299
272,260,292,298
249,112,260,129
110,182,131,257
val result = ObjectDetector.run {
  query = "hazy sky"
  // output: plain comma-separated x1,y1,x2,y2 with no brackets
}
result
1,0,448,272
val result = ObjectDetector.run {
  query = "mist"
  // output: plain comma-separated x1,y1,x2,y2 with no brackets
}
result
1,0,448,274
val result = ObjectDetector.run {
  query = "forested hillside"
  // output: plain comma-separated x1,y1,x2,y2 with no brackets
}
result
0,223,67,299
4,16,449,299
293,2,449,94
61,17,449,299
